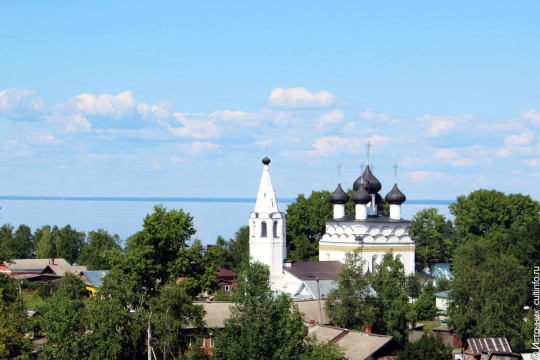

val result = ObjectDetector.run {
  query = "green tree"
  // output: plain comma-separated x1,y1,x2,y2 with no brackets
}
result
210,225,250,272
40,274,89,359
0,224,14,262
397,334,452,360
149,284,206,358
414,292,437,321
214,262,343,360
34,225,55,259
370,253,413,344
409,208,453,268
449,189,540,243
78,229,121,270
53,225,86,264
448,238,528,351
325,249,375,330
286,190,333,261
0,275,32,358
13,224,34,258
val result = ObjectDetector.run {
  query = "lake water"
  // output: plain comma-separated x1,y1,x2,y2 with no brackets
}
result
0,197,453,246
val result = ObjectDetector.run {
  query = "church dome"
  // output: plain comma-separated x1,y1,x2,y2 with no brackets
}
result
262,156,271,165
360,165,382,194
385,183,406,204
352,185,371,204
329,183,349,204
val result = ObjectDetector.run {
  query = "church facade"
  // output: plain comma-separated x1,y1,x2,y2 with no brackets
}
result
249,154,416,298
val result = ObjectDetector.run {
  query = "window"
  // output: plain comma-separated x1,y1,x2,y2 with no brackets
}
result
261,222,267,237
372,255,378,271
224,285,230,293
396,254,403,263
273,221,278,237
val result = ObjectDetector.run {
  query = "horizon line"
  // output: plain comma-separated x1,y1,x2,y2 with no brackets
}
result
0,195,454,205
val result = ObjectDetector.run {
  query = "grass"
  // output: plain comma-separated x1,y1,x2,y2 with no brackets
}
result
22,289,46,310
422,321,442,333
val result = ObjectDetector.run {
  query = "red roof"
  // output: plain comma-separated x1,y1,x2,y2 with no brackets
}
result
217,266,238,279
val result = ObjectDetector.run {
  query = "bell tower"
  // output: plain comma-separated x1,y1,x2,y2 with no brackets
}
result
249,156,286,277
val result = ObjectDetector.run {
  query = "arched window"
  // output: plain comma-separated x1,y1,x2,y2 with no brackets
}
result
261,221,267,237
273,221,278,237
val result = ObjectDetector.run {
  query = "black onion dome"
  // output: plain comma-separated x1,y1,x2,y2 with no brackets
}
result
262,156,271,165
362,165,382,194
385,183,406,205
329,183,349,204
353,175,363,191
352,185,371,204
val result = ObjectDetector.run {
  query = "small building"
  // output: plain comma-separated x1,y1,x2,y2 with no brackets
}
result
0,258,71,279
435,290,451,322
461,338,523,360
426,262,453,286
308,324,404,360
39,262,87,282
215,266,237,295
78,270,109,298
281,260,343,300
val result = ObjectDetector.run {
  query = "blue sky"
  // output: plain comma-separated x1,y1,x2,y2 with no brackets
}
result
1,1,540,202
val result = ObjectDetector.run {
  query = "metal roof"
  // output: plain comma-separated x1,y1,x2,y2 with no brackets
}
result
81,270,109,286
2,258,70,270
283,261,342,281
465,338,512,355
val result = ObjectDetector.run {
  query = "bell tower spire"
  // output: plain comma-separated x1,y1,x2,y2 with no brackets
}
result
249,156,286,277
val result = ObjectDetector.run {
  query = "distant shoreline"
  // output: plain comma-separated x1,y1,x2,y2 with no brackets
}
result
0,196,454,205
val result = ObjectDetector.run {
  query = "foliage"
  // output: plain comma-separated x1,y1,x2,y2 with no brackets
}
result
39,274,89,359
214,262,344,360
435,278,451,292
149,284,206,358
409,208,453,267
299,337,345,360
78,229,121,270
448,238,528,351
0,275,32,359
370,253,413,344
405,273,425,300
172,239,218,297
414,292,437,321
34,224,86,264
285,190,333,261
0,224,14,262
397,334,452,360
210,225,250,273
325,249,375,330
449,189,540,243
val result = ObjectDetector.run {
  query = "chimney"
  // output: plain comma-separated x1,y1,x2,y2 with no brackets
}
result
309,320,316,327
365,325,372,334
51,258,55,265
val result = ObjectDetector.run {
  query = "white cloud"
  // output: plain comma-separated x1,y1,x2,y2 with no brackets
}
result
267,87,336,109
495,148,511,157
505,133,534,146
0,88,44,119
521,108,540,127
64,114,91,133
66,91,137,119
171,113,220,139
358,109,390,123
432,149,458,159
137,102,171,119
452,159,474,167
527,159,540,167
318,109,344,128
407,171,445,181
425,117,456,137
209,110,258,125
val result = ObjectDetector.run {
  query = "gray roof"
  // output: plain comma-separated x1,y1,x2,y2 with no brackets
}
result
187,299,331,329
434,290,451,298
283,261,342,281
81,270,109,286
41,264,87,276
465,338,512,355
2,258,70,271
309,326,400,360
292,279,337,300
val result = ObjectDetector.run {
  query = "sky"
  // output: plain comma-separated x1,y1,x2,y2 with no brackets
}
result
1,1,540,202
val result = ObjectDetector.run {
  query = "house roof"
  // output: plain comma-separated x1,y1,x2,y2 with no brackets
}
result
41,264,87,277
309,325,401,360
217,266,237,278
434,290,451,298
283,261,342,281
187,299,330,329
1,258,70,271
80,270,109,286
465,338,512,355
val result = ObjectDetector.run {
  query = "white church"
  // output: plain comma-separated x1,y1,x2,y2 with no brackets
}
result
249,154,416,299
